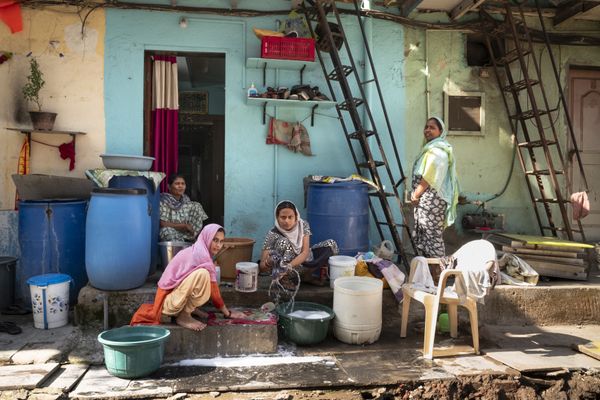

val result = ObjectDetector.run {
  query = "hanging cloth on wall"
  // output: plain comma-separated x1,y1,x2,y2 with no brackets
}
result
151,55,179,192
266,118,312,156
14,135,30,209
0,1,22,34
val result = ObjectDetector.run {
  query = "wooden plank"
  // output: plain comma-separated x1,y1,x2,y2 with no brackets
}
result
0,363,59,390
494,233,593,249
502,246,583,259
44,364,89,392
510,241,587,254
577,341,600,361
450,0,487,20
554,0,600,26
524,260,588,280
486,348,600,372
517,254,587,266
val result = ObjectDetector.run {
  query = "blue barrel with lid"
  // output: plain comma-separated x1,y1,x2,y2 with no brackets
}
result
18,199,86,306
307,181,369,256
108,176,160,276
86,188,151,290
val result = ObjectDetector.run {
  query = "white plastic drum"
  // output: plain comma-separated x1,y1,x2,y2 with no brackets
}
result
235,262,258,293
328,255,357,289
333,276,383,345
27,273,72,330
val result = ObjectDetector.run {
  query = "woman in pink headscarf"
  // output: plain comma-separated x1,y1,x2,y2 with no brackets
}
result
131,224,244,331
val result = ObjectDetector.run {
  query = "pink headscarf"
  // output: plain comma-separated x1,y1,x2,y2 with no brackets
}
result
157,224,222,290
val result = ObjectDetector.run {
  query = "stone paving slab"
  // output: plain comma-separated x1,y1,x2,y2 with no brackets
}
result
485,347,600,372
434,355,519,376
0,363,59,390
44,364,89,392
334,349,453,384
69,366,173,399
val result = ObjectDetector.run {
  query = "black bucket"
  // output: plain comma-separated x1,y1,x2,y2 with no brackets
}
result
0,257,17,310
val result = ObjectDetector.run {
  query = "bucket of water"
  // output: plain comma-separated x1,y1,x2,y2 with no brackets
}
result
27,273,72,329
328,255,357,288
235,262,258,292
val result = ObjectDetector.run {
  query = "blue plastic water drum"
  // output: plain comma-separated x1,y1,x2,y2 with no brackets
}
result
27,273,72,329
108,176,159,276
86,188,151,290
307,181,369,256
18,200,86,306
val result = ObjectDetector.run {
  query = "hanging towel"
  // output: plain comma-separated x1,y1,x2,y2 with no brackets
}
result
571,191,590,220
0,1,22,34
266,118,312,156
58,139,76,171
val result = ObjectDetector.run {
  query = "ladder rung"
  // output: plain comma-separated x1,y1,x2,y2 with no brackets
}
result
394,178,406,188
360,78,376,85
348,130,375,140
504,79,539,93
328,65,353,81
518,139,557,148
358,160,385,169
338,98,364,111
510,109,551,121
496,48,531,65
541,226,583,233
534,198,567,204
369,191,395,197
375,221,391,226
525,169,564,176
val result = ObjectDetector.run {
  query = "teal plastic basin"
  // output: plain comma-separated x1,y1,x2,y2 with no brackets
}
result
276,301,335,346
97,326,171,378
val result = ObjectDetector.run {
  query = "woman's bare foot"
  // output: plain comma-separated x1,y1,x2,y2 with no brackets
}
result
176,312,206,331
191,308,208,319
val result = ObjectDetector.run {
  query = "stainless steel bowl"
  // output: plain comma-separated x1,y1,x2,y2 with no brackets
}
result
158,241,191,267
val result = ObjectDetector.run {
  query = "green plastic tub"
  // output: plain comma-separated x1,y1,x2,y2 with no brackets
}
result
97,326,171,378
276,301,335,346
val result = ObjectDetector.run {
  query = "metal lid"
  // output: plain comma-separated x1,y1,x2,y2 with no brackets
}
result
92,188,147,195
27,273,72,286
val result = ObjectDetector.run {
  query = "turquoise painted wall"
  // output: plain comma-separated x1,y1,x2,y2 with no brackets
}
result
104,5,407,253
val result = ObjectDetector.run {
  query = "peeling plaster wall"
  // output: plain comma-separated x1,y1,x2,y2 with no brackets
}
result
402,13,600,239
0,7,106,212
103,4,404,254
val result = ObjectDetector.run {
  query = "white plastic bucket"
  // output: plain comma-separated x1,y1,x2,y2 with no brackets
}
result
333,276,383,345
328,255,357,289
235,262,258,292
26,273,72,330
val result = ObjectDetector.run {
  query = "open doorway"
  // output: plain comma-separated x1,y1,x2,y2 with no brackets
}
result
144,52,225,226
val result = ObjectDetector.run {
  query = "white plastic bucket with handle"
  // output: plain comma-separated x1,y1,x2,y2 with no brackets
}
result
328,255,357,288
333,276,383,344
26,273,72,330
235,262,258,292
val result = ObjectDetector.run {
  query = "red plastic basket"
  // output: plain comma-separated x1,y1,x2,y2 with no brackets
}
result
261,36,315,62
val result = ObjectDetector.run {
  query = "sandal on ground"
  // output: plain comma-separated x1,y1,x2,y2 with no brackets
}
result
1,305,30,315
0,321,22,335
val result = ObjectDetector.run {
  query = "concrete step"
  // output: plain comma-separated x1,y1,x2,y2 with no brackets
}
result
76,269,600,330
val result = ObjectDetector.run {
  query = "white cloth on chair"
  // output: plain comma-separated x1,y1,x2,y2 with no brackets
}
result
406,240,498,304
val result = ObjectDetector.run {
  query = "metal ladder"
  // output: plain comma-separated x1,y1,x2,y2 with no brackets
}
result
302,0,416,268
481,0,588,241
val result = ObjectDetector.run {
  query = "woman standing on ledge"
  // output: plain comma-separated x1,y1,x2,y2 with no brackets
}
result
410,117,459,258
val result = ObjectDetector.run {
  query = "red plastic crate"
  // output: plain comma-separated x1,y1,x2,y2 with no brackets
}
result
261,36,315,62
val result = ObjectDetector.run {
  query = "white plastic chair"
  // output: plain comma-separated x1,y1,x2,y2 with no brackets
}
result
400,240,497,359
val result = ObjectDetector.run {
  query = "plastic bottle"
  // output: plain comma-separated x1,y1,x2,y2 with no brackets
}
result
247,82,258,98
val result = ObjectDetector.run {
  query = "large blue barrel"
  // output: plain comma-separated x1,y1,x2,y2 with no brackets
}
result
18,200,87,306
86,188,151,290
307,181,369,256
108,176,159,276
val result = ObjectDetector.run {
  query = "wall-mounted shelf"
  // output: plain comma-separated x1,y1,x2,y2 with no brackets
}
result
7,127,86,168
246,57,318,86
246,97,336,126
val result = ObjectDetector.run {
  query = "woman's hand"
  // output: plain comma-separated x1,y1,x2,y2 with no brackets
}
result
410,192,420,206
228,310,246,319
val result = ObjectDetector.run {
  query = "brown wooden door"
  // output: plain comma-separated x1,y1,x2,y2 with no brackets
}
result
569,68,600,241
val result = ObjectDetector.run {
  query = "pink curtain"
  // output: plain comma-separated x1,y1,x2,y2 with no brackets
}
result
151,55,179,192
